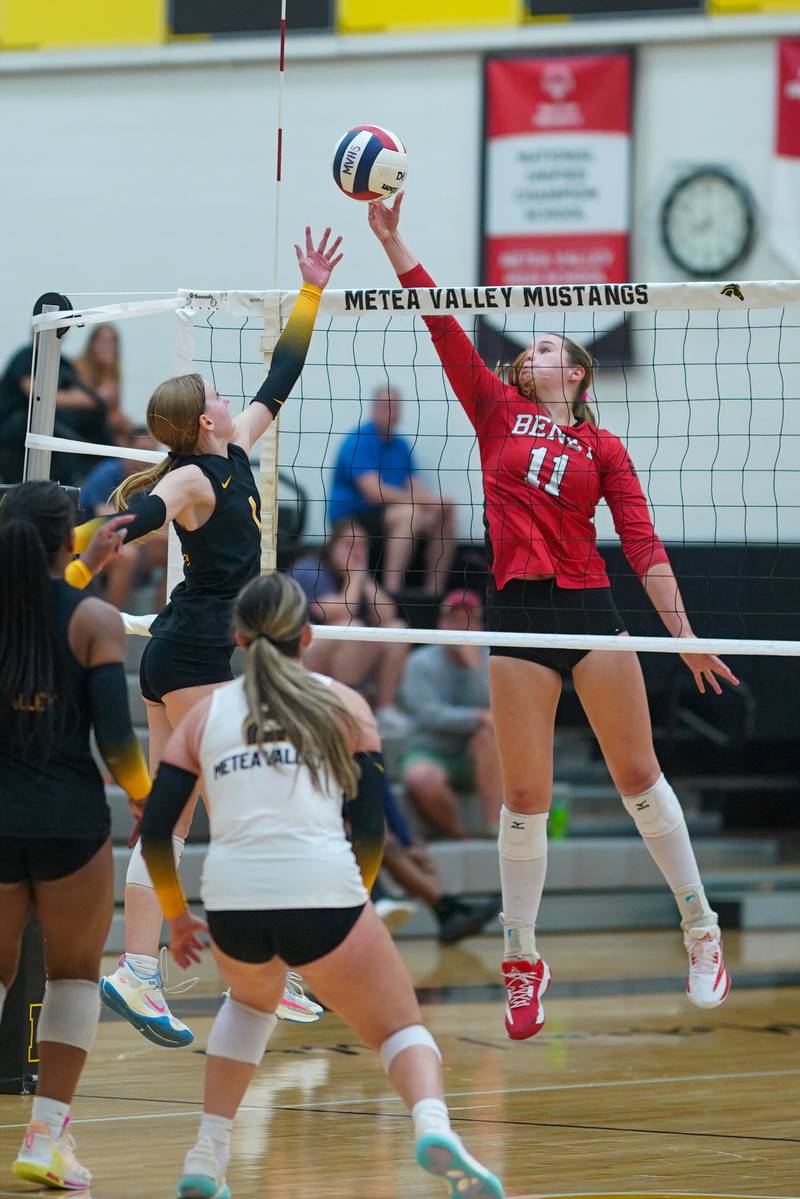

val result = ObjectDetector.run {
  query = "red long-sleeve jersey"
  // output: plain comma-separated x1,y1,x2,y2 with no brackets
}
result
399,263,669,591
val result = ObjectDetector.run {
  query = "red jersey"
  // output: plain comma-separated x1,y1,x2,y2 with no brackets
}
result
399,263,669,591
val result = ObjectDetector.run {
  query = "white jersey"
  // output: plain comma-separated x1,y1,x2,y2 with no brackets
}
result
198,675,368,911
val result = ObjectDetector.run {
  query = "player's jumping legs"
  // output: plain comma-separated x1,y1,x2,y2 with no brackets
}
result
489,656,560,1039
101,691,202,1048
573,643,730,1008
299,904,503,1197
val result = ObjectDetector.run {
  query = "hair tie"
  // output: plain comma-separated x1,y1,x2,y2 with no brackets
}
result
582,391,591,403
166,450,179,461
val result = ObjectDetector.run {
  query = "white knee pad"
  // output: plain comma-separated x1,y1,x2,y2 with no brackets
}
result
622,774,684,839
380,1024,441,1073
498,807,548,861
126,835,185,889
206,997,277,1065
37,979,101,1052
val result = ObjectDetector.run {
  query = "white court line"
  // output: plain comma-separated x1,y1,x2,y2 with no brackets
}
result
277,1066,800,1109
0,1109,200,1131
1,1066,798,1133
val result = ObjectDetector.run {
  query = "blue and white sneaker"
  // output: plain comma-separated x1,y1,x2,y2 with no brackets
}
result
177,1136,230,1199
416,1130,504,1198
100,948,196,1048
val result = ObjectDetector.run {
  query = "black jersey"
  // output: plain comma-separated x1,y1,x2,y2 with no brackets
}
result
0,581,108,839
150,443,261,648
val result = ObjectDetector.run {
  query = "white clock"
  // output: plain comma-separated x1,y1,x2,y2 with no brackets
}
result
660,167,755,277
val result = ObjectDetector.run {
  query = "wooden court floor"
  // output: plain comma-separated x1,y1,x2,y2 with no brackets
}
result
1,928,798,1199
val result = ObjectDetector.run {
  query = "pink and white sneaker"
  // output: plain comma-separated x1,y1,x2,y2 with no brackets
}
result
685,926,731,1008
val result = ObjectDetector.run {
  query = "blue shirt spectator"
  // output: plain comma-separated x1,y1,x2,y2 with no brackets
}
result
326,387,456,594
328,417,416,524
80,457,125,515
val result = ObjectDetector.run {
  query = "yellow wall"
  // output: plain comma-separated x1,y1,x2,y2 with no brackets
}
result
338,0,524,33
1,0,165,50
710,0,800,10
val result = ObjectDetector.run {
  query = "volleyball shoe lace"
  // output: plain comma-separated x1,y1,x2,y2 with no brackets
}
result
13,1116,92,1190
219,972,323,1023
501,957,551,1041
416,1128,505,1198
99,946,197,1047
684,926,731,1008
177,1136,230,1199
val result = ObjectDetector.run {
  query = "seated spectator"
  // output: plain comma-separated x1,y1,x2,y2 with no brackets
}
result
400,589,503,839
80,427,168,611
74,323,131,443
375,771,500,943
291,517,409,736
328,384,456,594
0,330,111,483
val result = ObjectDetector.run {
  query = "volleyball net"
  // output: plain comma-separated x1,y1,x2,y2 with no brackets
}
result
25,277,800,658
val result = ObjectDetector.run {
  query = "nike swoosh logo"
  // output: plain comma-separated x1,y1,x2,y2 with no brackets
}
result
221,476,232,489
145,995,166,1013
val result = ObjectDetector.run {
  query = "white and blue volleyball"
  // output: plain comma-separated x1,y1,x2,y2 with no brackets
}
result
332,126,408,202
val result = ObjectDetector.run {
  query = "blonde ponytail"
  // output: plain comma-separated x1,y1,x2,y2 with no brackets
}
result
112,372,207,510
235,573,359,797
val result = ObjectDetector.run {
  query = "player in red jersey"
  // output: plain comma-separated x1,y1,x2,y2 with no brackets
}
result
368,194,737,1039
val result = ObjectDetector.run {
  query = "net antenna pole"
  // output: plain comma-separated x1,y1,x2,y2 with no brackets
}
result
258,0,288,574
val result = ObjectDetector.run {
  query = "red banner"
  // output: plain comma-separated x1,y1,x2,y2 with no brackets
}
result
772,40,800,272
482,54,632,286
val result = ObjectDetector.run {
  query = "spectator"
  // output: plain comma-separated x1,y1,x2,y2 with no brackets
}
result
291,516,409,736
400,589,503,839
75,323,131,443
328,384,456,594
0,331,111,484
80,428,168,611
376,771,500,943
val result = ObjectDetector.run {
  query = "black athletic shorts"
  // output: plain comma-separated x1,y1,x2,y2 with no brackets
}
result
206,904,366,967
0,836,108,884
140,637,234,704
486,578,626,677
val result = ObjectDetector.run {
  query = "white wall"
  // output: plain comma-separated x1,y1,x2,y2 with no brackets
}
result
1,18,798,544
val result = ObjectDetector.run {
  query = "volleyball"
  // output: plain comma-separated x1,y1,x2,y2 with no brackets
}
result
332,125,408,202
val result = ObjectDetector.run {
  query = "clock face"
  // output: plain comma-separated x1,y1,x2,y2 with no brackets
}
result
660,168,755,277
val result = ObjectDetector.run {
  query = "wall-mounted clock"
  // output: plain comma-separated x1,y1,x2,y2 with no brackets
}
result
660,167,756,277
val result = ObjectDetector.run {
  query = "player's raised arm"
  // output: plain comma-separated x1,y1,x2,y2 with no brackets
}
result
233,226,343,453
367,193,506,427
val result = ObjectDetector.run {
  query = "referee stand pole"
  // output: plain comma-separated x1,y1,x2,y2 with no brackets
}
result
0,916,45,1095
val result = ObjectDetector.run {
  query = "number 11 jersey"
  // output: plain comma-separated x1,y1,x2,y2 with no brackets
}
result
399,263,669,592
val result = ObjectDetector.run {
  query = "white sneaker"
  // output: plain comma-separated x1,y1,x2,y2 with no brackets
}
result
13,1118,92,1190
416,1128,504,1197
100,947,196,1047
375,705,410,738
684,926,731,1008
276,972,323,1023
178,1136,230,1199
375,897,417,934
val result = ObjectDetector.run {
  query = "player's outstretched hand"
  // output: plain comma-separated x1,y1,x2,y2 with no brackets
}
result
680,650,740,695
368,190,404,242
295,226,343,290
168,910,208,969
80,513,134,576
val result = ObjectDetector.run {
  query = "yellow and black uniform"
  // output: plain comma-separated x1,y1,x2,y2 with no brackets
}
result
0,580,150,882
139,444,259,701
